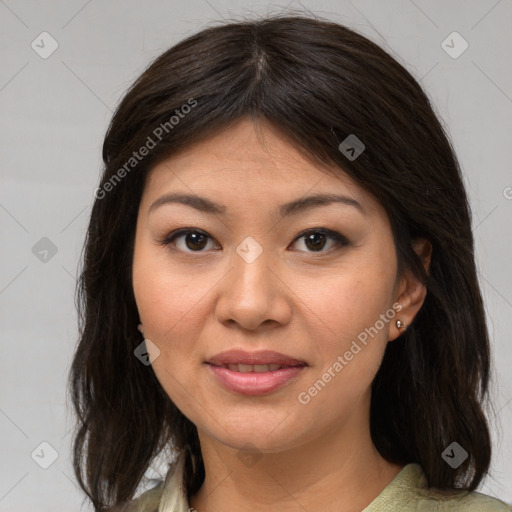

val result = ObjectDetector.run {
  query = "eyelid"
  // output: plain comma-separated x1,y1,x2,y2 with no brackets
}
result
159,227,349,253
292,227,348,246
159,228,219,251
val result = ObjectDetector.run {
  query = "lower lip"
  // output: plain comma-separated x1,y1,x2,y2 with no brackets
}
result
207,364,305,396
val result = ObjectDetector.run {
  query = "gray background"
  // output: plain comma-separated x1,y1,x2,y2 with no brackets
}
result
1,0,511,510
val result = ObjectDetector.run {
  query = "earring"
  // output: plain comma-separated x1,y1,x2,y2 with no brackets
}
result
396,319,407,331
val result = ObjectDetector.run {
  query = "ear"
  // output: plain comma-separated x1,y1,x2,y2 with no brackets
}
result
388,238,432,342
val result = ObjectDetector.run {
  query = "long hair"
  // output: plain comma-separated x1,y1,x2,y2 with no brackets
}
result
68,13,492,510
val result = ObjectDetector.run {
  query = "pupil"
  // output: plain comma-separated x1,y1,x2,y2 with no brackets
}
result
186,232,207,250
305,232,326,251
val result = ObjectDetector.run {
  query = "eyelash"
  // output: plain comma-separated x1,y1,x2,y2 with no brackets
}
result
158,228,349,254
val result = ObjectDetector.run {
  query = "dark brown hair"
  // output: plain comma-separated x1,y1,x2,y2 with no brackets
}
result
68,12,493,511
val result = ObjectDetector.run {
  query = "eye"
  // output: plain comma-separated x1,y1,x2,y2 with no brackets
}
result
158,228,349,254
159,229,219,252
290,228,349,253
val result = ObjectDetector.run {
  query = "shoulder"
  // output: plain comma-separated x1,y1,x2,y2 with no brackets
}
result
424,488,511,511
405,464,511,511
108,481,165,512
365,463,511,512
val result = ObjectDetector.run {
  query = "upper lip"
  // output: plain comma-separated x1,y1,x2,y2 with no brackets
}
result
206,350,307,367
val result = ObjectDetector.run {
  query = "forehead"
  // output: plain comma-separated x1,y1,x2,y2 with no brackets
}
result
141,117,381,218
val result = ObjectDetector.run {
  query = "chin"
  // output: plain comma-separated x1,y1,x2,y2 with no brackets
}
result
199,411,309,454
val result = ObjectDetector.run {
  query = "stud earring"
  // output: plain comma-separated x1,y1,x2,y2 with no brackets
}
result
396,319,406,331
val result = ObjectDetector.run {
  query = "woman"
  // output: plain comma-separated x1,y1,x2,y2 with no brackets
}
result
68,13,511,512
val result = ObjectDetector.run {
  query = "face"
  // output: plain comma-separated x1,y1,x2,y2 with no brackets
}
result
132,117,407,454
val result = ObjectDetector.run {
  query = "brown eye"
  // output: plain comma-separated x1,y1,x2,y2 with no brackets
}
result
291,229,348,253
183,232,208,251
161,229,218,252
304,232,327,251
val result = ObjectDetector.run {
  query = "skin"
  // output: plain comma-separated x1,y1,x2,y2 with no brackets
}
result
132,117,431,512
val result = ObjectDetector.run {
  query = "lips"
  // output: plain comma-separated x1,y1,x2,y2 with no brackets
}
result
206,349,307,369
206,350,307,396
216,363,284,372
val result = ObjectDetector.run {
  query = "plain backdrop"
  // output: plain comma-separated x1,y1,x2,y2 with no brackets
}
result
1,1,511,510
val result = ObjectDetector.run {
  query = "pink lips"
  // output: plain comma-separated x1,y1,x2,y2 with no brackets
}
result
206,349,307,396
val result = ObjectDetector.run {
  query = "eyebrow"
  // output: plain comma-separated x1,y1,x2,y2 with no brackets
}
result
148,192,365,217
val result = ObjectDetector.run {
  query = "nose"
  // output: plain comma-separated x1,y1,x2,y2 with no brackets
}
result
214,243,292,332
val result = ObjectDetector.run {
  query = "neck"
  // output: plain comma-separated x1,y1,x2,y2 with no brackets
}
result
188,421,404,512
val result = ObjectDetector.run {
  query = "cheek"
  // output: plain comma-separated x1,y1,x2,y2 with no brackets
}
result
295,280,393,420
307,267,395,344
133,244,209,339
132,247,215,370
297,255,396,399
132,256,212,415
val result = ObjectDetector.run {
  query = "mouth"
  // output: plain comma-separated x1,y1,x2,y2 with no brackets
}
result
208,363,303,372
206,349,307,368
205,350,307,395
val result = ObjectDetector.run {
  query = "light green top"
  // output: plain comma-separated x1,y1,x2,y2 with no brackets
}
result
119,453,511,512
